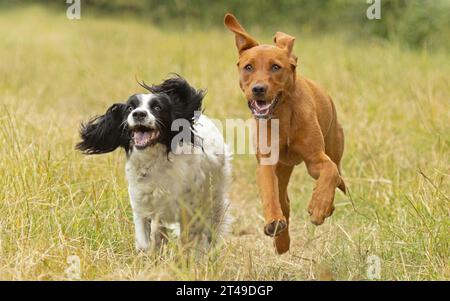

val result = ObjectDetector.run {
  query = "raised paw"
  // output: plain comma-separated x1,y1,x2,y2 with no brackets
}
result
308,201,335,225
264,219,287,237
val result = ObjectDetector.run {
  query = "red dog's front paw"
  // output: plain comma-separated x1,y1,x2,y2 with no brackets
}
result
308,197,335,225
264,219,287,237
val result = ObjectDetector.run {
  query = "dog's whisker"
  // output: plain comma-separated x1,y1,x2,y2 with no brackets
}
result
155,119,166,130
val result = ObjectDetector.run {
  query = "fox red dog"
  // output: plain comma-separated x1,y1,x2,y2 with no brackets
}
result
224,14,346,254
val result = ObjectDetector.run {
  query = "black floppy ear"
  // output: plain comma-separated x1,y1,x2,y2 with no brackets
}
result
76,103,130,154
140,75,205,150
141,75,204,122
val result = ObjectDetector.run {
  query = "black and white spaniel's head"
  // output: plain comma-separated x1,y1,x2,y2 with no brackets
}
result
76,75,204,155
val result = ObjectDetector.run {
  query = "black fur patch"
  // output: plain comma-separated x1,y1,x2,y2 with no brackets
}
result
76,103,130,154
139,75,205,151
76,75,205,156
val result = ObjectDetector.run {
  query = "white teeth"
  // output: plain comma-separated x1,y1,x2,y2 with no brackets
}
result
250,95,280,117
252,101,271,113
254,101,265,109
148,130,159,141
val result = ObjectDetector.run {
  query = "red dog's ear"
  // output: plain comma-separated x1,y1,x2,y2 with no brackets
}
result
273,31,297,67
273,32,295,54
224,13,259,54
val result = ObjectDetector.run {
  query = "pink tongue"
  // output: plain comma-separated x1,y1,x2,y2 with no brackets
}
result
133,131,150,146
256,101,271,110
253,101,271,113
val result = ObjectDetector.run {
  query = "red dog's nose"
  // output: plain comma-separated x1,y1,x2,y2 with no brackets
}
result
252,84,267,95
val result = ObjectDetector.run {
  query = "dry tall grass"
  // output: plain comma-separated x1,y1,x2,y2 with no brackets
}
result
0,6,448,280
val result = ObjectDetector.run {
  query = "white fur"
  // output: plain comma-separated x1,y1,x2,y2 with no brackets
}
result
126,114,231,252
126,94,156,128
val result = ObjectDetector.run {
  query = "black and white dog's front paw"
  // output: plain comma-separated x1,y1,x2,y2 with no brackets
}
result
135,242,151,253
135,227,169,253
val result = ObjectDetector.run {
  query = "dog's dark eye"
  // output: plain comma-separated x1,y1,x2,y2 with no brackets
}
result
153,105,162,112
127,106,133,112
244,64,253,72
272,64,281,72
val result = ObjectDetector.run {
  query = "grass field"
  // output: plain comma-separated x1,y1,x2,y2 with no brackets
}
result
0,5,449,280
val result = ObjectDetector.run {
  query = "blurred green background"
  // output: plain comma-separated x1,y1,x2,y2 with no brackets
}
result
8,0,450,50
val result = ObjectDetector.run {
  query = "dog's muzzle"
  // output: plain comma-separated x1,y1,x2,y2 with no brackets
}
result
248,94,281,119
130,125,160,149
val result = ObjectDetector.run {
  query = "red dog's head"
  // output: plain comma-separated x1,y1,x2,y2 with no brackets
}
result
224,13,297,119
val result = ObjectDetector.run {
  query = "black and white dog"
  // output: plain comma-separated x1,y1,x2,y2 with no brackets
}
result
76,76,231,252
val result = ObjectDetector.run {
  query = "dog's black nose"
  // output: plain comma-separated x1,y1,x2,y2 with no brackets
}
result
252,84,267,95
132,110,147,120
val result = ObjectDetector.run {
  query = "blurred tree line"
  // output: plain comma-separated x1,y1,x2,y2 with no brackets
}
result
18,0,450,49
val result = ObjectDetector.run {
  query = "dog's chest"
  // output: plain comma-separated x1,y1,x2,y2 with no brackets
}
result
125,145,207,220
276,119,304,165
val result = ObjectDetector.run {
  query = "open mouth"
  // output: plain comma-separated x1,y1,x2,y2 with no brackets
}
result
130,125,160,149
248,95,281,119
